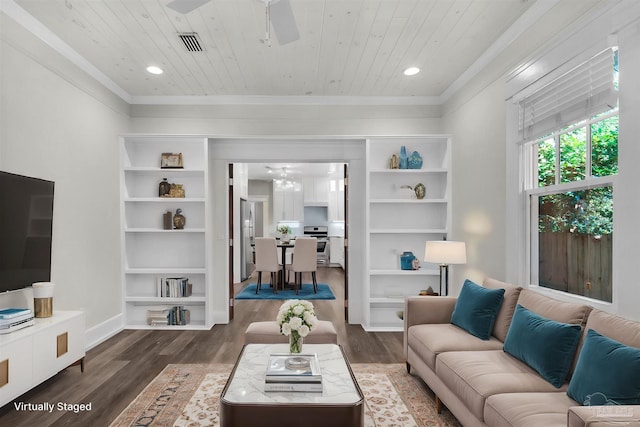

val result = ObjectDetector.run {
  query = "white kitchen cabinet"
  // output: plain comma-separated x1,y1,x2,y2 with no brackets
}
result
302,176,329,205
328,177,345,222
273,181,303,222
120,136,211,329
329,236,345,268
366,136,451,331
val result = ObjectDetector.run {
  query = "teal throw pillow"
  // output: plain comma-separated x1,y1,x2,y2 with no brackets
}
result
503,304,582,388
451,279,505,340
567,329,640,405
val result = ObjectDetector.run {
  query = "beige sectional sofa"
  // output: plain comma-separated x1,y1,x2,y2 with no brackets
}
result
404,278,640,427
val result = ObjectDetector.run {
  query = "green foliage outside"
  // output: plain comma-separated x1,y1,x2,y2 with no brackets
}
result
537,115,618,236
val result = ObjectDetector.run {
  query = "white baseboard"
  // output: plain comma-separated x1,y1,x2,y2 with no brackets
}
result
84,313,125,351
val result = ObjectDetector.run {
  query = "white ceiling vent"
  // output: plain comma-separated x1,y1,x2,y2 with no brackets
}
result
178,32,204,52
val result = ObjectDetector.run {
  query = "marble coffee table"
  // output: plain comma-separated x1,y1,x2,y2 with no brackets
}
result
220,343,364,427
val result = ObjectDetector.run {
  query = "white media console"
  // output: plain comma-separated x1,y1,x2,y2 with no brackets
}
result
0,310,85,408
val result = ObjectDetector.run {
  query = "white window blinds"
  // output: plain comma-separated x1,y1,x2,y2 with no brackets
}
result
518,48,618,141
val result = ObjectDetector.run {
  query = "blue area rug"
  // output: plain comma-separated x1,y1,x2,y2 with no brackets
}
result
235,283,336,300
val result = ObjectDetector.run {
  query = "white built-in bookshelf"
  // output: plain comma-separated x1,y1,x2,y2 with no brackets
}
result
120,136,211,329
365,137,451,331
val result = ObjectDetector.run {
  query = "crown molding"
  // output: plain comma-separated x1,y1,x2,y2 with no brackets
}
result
129,95,442,106
1,0,132,103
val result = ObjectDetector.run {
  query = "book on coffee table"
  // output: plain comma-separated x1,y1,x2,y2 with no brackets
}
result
264,353,322,392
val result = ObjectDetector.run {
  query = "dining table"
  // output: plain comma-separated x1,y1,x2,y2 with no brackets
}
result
276,241,295,290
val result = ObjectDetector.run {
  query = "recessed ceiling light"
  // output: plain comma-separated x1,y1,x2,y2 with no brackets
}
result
403,67,420,76
146,65,163,75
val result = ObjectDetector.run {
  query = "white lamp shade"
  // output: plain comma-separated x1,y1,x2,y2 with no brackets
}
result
424,241,467,265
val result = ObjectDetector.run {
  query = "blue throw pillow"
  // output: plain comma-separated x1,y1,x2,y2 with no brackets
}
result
451,279,505,340
503,304,582,388
567,329,640,405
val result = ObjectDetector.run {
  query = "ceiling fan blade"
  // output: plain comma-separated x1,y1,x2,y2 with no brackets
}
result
166,0,210,14
270,0,300,45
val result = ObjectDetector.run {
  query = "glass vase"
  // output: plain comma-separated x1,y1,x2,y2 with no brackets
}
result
289,332,303,354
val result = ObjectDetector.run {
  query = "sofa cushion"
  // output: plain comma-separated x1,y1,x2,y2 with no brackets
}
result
567,329,640,405
483,277,522,342
451,279,505,340
485,392,577,427
436,350,567,421
407,323,503,370
517,289,592,325
503,304,582,387
583,308,640,348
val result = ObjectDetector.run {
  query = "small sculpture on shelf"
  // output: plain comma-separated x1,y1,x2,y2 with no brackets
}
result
400,183,425,199
173,208,186,230
168,183,185,198
389,154,400,169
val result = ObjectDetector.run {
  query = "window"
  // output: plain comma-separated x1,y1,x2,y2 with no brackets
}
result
521,48,618,302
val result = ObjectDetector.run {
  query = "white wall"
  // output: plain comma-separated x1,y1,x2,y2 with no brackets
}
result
442,80,507,293
0,13,130,341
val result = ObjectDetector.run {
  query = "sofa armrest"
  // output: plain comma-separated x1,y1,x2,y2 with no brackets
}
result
403,296,457,359
404,296,457,327
568,406,640,427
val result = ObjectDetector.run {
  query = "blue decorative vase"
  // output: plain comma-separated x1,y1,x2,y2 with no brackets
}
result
408,151,423,169
399,146,408,169
400,251,416,270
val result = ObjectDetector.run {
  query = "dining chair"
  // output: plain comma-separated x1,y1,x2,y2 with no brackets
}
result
254,237,280,294
286,237,318,294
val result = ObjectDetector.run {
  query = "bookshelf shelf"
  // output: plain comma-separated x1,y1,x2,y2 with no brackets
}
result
365,136,451,331
120,136,212,330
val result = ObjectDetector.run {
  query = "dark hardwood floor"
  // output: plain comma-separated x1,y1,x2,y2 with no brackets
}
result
0,266,404,426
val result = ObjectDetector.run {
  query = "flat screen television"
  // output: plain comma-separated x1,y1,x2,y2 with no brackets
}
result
0,171,54,294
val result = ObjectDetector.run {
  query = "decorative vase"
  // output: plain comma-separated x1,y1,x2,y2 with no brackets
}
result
400,251,416,270
163,211,173,230
414,183,426,199
173,208,186,229
408,151,423,169
158,178,171,197
399,146,408,169
281,233,291,243
289,332,303,353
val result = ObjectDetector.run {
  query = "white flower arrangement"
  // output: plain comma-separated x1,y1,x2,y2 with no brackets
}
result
277,224,292,234
277,300,317,352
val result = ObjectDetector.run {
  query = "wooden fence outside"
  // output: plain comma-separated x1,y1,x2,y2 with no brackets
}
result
538,232,612,302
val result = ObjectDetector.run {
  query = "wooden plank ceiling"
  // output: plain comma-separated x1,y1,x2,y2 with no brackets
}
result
14,0,536,97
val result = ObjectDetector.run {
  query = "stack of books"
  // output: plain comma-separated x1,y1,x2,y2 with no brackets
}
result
146,309,168,326
157,277,192,298
167,306,190,325
264,353,322,392
0,308,35,334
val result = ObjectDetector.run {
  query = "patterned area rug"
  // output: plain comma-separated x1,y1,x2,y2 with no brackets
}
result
109,363,460,427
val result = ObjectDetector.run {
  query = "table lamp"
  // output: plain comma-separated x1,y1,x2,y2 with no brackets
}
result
424,241,467,296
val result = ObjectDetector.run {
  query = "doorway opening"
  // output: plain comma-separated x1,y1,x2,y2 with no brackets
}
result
229,162,348,322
